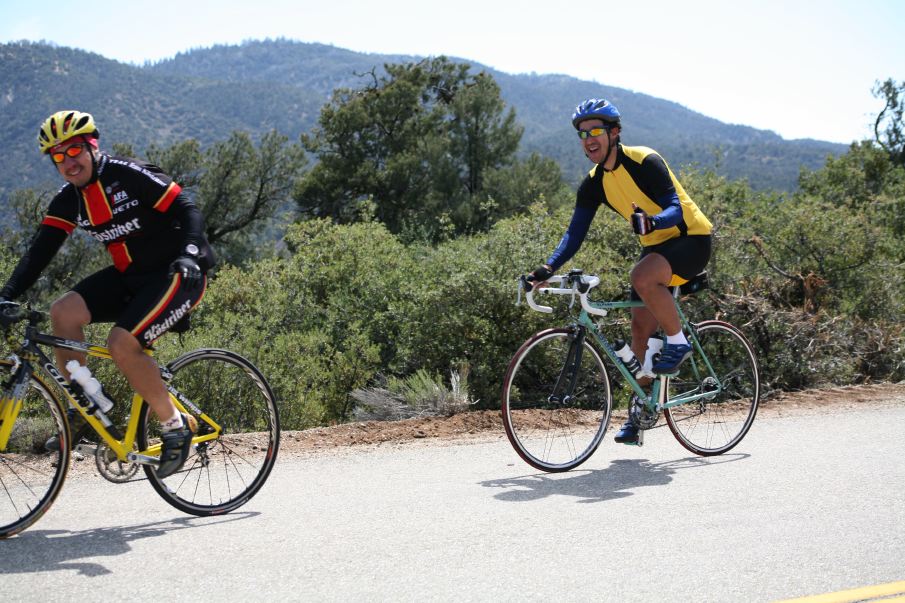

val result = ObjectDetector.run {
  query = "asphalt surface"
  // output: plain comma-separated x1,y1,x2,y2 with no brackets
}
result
2,404,904,602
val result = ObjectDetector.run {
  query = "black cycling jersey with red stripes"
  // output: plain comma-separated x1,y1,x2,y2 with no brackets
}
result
1,153,214,301
45,153,213,273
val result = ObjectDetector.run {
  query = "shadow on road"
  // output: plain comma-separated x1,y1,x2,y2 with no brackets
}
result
0,512,258,577
481,454,748,503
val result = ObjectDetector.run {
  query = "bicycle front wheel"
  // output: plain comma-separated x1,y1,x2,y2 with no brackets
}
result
138,349,280,516
502,328,612,472
0,361,70,538
664,320,760,455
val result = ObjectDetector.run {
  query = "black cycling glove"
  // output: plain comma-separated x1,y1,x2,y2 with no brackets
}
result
524,265,553,290
0,298,20,328
631,206,656,235
170,256,203,292
528,265,553,282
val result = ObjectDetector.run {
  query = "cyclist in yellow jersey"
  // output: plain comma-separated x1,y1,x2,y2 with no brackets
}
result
526,98,713,444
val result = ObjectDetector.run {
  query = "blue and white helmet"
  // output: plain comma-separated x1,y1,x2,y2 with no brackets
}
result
571,98,621,129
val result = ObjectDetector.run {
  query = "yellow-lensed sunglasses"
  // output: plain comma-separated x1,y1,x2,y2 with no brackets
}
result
577,127,609,140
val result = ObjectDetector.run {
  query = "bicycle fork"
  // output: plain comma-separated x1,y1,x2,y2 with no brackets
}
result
0,358,30,450
549,327,586,406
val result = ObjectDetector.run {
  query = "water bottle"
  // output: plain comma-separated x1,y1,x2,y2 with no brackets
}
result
613,341,643,378
65,361,114,414
641,336,665,376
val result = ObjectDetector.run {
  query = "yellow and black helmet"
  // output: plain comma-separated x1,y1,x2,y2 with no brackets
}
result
38,110,99,154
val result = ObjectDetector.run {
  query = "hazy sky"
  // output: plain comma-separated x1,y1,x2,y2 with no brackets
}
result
2,0,903,144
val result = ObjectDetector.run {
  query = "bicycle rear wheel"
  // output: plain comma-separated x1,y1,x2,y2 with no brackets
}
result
0,361,70,538
138,349,280,516
502,328,612,472
664,320,760,455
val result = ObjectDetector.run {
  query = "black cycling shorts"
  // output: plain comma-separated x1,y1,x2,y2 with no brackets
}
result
630,235,712,301
72,266,206,348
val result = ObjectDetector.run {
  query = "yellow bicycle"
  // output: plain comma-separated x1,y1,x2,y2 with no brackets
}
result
0,304,280,538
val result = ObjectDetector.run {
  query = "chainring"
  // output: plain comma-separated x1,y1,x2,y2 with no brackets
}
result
630,399,660,430
95,442,140,483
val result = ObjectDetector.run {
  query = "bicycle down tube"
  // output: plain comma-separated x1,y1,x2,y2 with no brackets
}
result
525,275,670,408
6,323,214,465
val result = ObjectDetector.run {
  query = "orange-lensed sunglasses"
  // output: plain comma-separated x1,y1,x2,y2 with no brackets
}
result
50,144,87,164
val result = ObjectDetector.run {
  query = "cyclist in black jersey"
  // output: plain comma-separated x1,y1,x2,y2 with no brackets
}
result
525,98,713,445
0,110,216,476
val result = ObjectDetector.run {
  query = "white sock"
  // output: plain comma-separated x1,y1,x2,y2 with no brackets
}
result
666,332,688,346
161,413,184,432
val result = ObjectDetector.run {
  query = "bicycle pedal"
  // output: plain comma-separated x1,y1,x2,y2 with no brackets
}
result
127,452,162,466
75,443,98,456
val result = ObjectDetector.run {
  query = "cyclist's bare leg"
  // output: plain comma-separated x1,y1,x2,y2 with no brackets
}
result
107,327,179,423
630,305,658,388
50,291,90,377
631,253,681,333
631,253,684,382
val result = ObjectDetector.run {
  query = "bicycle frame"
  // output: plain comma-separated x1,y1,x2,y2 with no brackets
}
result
524,273,722,414
0,319,222,464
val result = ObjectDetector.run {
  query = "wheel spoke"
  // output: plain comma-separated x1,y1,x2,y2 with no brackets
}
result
502,329,612,472
665,322,760,456
0,362,69,538
138,350,279,516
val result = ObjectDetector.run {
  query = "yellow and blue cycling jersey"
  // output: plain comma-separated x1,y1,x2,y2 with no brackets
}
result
546,143,712,270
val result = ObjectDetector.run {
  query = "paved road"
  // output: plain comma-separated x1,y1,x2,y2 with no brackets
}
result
2,405,904,602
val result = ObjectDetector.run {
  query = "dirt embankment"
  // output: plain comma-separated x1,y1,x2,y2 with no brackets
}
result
277,382,905,455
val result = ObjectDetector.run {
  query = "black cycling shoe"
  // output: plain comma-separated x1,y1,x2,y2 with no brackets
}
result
614,418,640,445
45,408,92,452
156,414,195,478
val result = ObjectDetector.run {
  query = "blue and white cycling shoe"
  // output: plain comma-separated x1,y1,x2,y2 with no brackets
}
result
653,342,692,374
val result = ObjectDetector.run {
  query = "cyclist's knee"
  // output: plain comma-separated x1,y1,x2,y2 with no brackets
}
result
631,255,671,290
107,327,142,360
50,292,90,331
631,271,663,297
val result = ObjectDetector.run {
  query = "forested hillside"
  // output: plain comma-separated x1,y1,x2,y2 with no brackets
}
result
1,36,903,430
0,39,845,200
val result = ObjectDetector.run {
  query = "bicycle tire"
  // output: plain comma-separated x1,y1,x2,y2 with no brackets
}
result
664,320,760,456
502,328,613,472
138,349,280,516
0,360,70,538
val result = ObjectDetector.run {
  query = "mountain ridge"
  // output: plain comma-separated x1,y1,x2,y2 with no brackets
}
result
0,39,846,198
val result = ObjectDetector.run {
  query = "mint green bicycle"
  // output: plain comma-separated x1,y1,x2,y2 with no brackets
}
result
502,269,760,472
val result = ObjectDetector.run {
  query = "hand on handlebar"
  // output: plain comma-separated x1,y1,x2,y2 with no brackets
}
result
524,265,554,291
0,298,21,329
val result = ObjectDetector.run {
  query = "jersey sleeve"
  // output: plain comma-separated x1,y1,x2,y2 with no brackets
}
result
545,204,597,271
545,174,601,271
638,153,676,202
0,225,68,300
0,189,76,300
123,159,183,213
167,192,217,270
